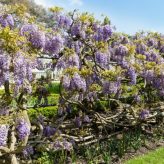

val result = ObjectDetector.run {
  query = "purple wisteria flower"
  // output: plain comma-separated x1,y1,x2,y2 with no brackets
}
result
16,119,30,140
142,70,154,83
71,73,86,92
119,60,129,69
83,115,91,123
86,92,96,102
159,45,164,53
14,52,34,81
0,125,9,146
136,43,147,54
140,110,150,120
74,117,82,128
134,95,141,102
22,145,34,158
20,24,38,36
121,37,129,44
159,89,164,96
43,126,56,137
127,68,137,85
20,24,46,49
62,75,71,89
30,31,46,49
103,81,119,95
66,104,72,114
71,23,83,38
103,25,113,40
72,41,81,54
147,38,157,47
93,25,112,41
57,15,72,29
13,52,34,96
95,52,108,67
45,35,64,54
0,106,9,116
0,14,14,28
53,139,73,151
62,140,73,151
68,54,80,68
0,54,10,87
115,45,128,56
36,59,44,70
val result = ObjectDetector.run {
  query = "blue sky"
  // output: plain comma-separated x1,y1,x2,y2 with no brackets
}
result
34,0,164,34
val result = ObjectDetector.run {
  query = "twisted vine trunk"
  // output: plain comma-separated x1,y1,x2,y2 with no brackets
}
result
10,110,31,164
10,126,17,164
0,82,32,163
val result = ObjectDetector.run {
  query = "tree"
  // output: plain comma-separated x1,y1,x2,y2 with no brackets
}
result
0,0,48,22
0,4,63,163
0,3,164,163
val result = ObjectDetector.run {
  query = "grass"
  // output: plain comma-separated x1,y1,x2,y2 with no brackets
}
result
124,147,164,164
46,82,60,94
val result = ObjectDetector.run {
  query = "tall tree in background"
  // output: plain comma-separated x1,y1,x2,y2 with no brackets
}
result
0,0,48,22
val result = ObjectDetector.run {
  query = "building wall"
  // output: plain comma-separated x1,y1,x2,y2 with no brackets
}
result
33,68,62,80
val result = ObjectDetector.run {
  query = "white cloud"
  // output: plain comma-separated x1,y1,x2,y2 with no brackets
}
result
69,0,83,6
34,0,84,8
34,0,50,7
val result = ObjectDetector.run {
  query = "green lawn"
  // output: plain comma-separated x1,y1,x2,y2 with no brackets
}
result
124,147,164,164
46,82,60,94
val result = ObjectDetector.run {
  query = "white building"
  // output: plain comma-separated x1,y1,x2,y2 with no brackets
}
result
32,57,62,80
32,68,62,80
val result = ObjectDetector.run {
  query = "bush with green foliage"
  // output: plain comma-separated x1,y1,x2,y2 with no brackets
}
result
28,106,58,119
